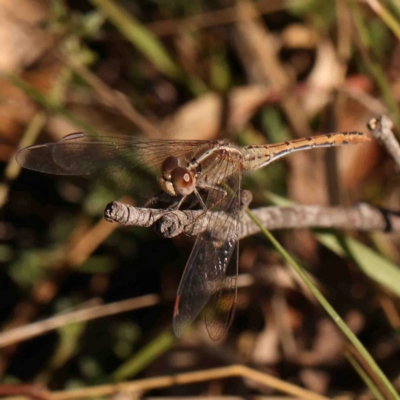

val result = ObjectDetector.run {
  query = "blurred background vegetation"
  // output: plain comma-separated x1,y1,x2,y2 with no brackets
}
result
1,0,400,397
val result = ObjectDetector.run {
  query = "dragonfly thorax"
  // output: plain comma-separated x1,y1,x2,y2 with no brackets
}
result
158,156,196,196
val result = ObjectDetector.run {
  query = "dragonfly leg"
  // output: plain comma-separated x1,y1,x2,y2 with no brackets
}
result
143,193,161,207
143,191,172,207
194,189,207,210
201,184,227,196
203,184,228,202
166,195,187,211
198,184,238,215
200,185,251,212
190,185,228,211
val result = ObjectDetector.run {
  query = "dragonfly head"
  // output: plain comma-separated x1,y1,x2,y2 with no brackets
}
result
159,156,196,196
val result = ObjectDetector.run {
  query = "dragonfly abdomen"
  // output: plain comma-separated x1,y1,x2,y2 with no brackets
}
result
241,131,370,170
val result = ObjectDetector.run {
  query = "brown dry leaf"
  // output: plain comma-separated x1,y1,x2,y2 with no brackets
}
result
0,64,62,157
163,86,276,140
299,368,330,394
338,135,377,192
296,311,364,366
0,77,35,145
302,40,345,117
287,149,329,205
233,0,312,137
0,0,57,158
0,0,52,72
251,317,280,364
280,24,345,117
297,318,344,366
281,23,319,49
336,92,379,192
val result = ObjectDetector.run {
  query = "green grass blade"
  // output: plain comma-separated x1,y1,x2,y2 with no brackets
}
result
112,330,175,381
90,0,206,94
317,232,400,298
345,351,387,400
91,0,181,80
4,73,102,136
350,0,400,129
245,208,399,400
366,0,400,40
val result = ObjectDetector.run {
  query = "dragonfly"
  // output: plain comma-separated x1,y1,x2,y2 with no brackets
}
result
16,131,369,340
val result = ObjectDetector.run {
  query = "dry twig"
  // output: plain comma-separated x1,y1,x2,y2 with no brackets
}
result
105,201,400,238
367,115,400,169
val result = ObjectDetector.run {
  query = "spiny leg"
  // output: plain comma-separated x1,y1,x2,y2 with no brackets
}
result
143,191,187,210
194,189,207,210
144,191,170,207
169,195,187,211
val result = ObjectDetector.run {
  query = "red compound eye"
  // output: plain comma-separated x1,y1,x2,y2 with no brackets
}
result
171,167,195,196
161,156,180,180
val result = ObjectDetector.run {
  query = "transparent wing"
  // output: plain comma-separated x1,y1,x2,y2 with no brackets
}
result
173,157,241,341
16,132,216,196
16,132,214,176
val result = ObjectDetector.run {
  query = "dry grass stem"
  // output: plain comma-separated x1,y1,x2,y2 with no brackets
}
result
61,54,163,138
148,0,306,36
0,294,159,348
16,365,331,400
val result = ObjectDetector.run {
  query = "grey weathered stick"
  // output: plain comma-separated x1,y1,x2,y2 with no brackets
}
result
367,115,400,169
105,201,400,239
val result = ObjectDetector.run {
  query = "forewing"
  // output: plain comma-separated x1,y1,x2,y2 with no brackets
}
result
173,157,241,340
16,132,214,195
16,132,213,175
